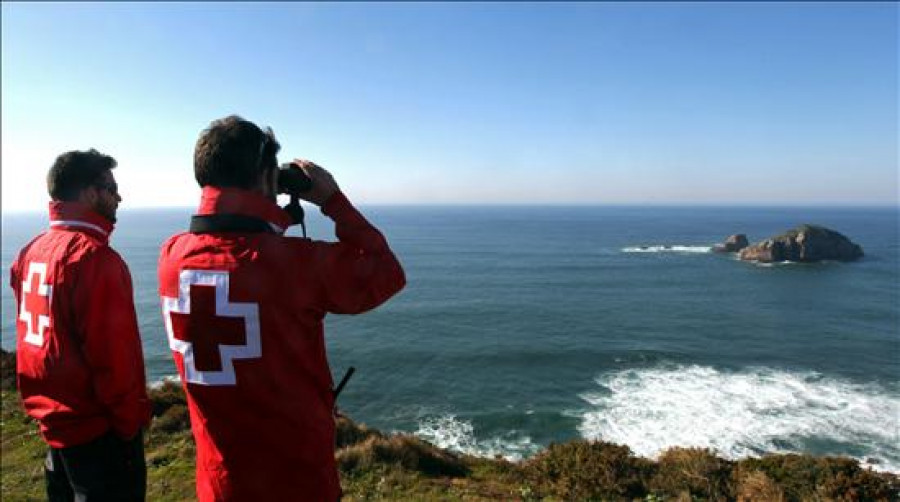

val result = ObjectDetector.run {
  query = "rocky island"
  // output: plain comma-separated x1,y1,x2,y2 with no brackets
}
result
738,224,864,263
713,234,749,253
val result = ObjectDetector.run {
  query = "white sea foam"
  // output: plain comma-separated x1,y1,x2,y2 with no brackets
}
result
622,245,712,254
414,414,540,461
148,374,181,388
578,365,900,472
747,260,802,268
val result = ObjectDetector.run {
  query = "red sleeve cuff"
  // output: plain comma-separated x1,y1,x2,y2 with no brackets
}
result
321,191,353,220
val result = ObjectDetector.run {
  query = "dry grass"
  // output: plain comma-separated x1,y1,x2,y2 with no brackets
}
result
337,434,469,478
735,470,785,502
649,447,734,501
3,349,899,501
336,414,383,449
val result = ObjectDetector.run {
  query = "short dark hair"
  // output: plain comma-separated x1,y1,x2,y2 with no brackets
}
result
194,115,281,189
46,149,117,201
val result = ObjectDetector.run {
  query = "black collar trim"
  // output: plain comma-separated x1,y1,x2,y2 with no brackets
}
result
189,214,277,234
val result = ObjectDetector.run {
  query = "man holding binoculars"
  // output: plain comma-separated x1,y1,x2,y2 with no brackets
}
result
158,115,406,501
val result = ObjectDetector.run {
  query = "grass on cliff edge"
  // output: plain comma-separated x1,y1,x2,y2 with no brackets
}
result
2,351,898,501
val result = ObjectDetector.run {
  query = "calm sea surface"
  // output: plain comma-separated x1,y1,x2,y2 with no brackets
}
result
3,205,898,470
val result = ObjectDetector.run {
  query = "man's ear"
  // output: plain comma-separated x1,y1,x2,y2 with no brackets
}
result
77,186,98,206
257,166,279,199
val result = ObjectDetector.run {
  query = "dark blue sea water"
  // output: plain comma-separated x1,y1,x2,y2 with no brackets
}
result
3,206,898,471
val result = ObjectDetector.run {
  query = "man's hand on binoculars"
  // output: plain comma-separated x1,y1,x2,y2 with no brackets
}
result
292,159,338,207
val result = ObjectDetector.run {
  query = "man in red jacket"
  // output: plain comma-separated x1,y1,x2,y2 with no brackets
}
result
158,115,405,501
10,149,152,501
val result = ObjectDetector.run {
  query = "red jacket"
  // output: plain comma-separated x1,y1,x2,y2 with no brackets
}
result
10,202,151,448
158,187,405,502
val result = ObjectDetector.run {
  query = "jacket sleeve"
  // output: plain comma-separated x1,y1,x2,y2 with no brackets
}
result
10,254,20,304
73,248,151,438
9,241,32,305
314,191,406,314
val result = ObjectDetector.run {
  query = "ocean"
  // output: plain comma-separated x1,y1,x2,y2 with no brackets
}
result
2,205,898,471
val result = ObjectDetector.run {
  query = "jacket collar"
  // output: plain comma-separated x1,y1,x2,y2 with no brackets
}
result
48,201,114,241
197,186,292,234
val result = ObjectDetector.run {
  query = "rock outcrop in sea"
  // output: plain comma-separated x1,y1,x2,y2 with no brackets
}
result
713,234,749,253
738,224,864,263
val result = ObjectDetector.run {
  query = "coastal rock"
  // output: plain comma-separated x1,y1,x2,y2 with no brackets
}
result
713,234,749,253
738,224,863,263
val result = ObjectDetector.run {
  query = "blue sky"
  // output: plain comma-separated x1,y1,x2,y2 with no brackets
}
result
2,2,897,210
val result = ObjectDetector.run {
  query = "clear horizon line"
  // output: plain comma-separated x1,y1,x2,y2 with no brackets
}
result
3,201,899,215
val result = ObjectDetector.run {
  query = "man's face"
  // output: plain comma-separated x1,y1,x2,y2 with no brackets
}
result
89,170,122,222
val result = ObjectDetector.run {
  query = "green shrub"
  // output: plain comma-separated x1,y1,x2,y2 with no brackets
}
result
737,454,900,502
148,381,187,417
152,404,191,434
1,349,16,391
524,440,653,500
649,447,734,501
814,460,899,502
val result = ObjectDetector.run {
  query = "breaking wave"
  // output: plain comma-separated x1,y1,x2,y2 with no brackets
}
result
622,245,712,254
746,260,804,268
577,365,899,472
414,414,540,461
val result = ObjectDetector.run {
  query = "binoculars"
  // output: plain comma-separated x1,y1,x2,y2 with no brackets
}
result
277,163,313,196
